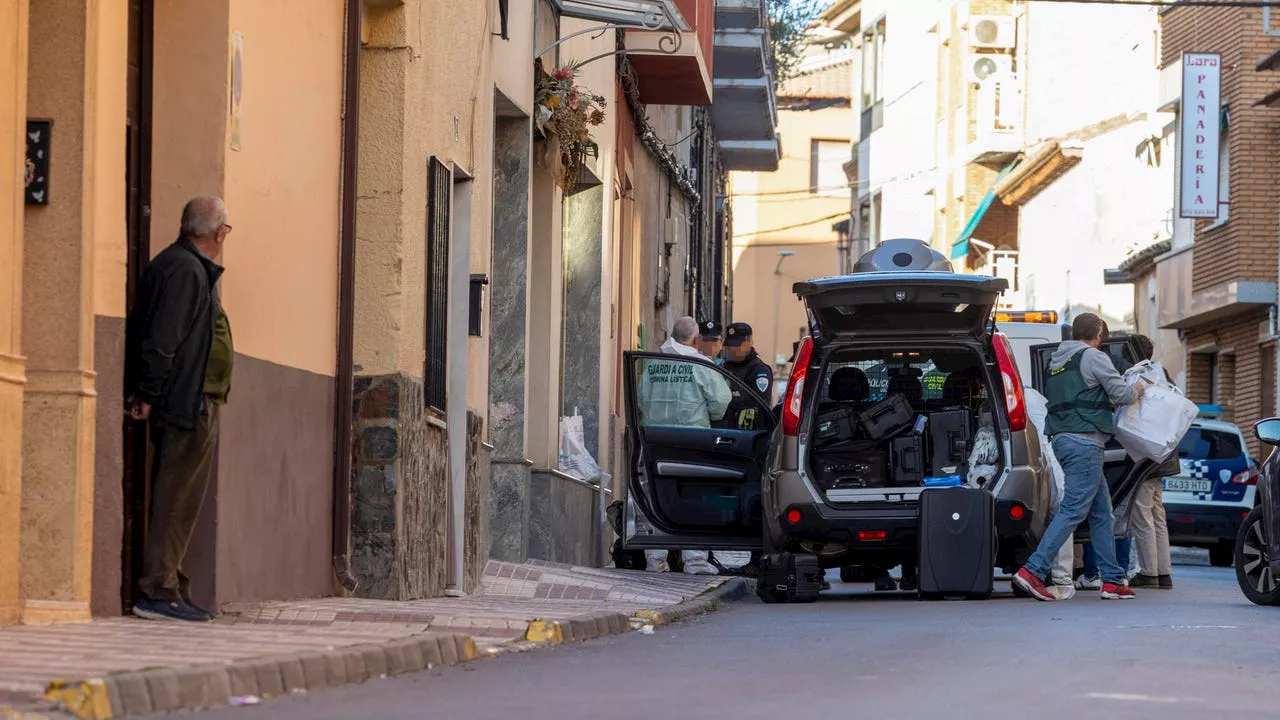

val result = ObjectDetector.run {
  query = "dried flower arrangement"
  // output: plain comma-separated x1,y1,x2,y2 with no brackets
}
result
534,61,607,192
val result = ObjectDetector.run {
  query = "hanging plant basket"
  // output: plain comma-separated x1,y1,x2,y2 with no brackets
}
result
534,60,607,193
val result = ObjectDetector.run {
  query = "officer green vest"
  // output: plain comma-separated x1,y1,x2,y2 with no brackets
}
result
1044,349,1115,437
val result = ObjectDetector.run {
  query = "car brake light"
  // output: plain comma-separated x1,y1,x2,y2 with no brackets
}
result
786,509,802,525
991,332,1027,433
783,337,814,437
858,530,887,541
1231,467,1259,485
1009,503,1025,521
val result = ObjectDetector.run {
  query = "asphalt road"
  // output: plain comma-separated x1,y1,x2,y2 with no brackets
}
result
167,552,1278,720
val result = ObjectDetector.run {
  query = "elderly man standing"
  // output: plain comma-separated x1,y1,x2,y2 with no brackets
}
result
638,316,730,574
125,197,234,622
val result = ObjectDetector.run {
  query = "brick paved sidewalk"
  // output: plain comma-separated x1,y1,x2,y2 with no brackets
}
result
0,561,746,720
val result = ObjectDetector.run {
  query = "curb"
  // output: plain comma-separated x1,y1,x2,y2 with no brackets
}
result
634,577,751,625
38,633,478,720
35,579,751,719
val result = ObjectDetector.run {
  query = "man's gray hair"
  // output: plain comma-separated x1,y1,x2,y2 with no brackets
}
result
672,316,699,343
180,196,228,238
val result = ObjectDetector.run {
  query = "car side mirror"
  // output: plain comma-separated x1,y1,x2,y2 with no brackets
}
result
1254,418,1280,446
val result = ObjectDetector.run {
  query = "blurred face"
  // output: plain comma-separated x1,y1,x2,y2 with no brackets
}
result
699,337,723,359
726,338,753,362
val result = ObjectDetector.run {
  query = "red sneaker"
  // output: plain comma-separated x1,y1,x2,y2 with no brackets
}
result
1101,582,1136,600
1013,567,1056,602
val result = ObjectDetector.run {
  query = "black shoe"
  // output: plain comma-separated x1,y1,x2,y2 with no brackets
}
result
133,598,209,622
184,599,215,621
874,576,897,592
1129,574,1160,589
1158,574,1174,589
898,576,918,592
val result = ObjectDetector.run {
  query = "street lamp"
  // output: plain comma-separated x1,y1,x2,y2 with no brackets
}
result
772,250,796,382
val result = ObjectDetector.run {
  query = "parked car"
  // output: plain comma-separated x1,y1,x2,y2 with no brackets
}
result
1235,418,1280,605
618,239,1156,602
1161,416,1257,567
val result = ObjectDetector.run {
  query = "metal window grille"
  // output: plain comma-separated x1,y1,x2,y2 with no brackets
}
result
425,157,450,414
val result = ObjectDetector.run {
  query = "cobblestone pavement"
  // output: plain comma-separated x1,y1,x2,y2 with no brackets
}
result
0,561,741,719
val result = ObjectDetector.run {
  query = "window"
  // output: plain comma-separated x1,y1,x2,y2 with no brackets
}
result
425,157,451,414
860,18,886,135
857,192,882,255
1176,427,1244,462
810,139,851,196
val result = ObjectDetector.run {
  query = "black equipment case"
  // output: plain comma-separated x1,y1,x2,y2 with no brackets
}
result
928,409,972,476
857,393,913,441
890,435,925,486
917,486,994,599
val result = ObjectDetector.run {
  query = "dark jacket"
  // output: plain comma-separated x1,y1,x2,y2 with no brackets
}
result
125,237,224,430
723,350,775,429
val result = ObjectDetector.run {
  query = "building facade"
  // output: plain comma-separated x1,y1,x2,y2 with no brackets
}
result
731,27,851,385
1153,4,1280,456
1,0,777,625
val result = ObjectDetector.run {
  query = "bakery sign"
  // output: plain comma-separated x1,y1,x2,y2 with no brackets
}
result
1178,52,1221,219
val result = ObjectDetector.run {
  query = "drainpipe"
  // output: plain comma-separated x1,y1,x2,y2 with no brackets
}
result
332,0,361,594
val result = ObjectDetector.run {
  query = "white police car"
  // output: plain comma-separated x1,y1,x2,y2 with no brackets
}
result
1163,410,1259,567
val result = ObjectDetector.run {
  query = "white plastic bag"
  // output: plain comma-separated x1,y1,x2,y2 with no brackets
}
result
558,412,604,483
1111,365,1198,462
966,420,999,487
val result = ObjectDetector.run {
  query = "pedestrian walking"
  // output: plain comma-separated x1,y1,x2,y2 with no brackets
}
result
637,316,730,575
1013,313,1144,601
1126,334,1178,589
125,196,234,622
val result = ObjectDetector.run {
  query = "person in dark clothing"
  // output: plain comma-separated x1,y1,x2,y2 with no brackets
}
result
722,322,775,430
125,196,234,623
697,320,725,366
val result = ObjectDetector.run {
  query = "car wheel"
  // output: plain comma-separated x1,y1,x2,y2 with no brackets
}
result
1235,506,1280,606
1210,542,1234,568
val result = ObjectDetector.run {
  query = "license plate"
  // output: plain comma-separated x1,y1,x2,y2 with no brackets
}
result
1164,477,1212,493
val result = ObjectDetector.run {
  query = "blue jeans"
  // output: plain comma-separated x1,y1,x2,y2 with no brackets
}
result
1024,436,1125,584
1083,538,1131,578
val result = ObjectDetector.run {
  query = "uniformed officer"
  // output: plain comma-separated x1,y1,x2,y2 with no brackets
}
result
697,320,725,367
722,322,774,430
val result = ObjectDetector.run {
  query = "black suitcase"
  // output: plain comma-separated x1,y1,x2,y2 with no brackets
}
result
890,435,925,486
917,486,994,599
757,552,822,604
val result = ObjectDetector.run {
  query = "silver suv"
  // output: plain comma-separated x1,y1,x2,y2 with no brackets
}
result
621,239,1154,603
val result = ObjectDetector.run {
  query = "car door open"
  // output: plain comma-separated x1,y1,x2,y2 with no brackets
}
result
621,351,770,551
1027,337,1156,540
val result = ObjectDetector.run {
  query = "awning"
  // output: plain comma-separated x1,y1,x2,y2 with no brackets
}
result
950,161,1018,260
994,141,1082,207
550,0,690,31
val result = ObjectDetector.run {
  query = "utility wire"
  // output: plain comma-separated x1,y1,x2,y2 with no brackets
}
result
733,211,851,239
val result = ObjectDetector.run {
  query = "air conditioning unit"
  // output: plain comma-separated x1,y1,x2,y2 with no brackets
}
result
970,15,1015,50
968,53,1013,85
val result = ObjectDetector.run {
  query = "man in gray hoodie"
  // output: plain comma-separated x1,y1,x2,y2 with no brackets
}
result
1013,313,1145,601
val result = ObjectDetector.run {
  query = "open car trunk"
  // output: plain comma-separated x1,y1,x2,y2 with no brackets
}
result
804,342,1005,503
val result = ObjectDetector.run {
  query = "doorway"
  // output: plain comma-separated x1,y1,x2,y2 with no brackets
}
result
120,0,154,613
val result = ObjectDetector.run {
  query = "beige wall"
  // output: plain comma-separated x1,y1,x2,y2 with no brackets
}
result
19,0,127,623
150,0,229,255
731,102,849,375
0,0,29,626
222,0,344,376
733,242,837,373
